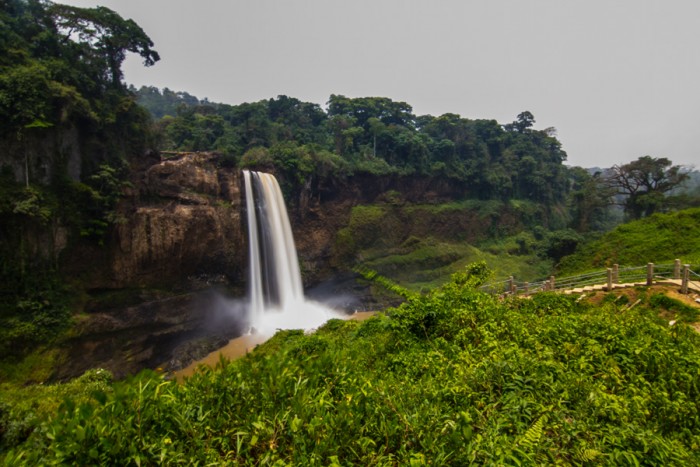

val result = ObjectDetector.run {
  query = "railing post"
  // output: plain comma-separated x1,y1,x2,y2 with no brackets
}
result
613,264,619,284
681,264,690,294
647,263,654,286
524,282,529,295
674,259,681,280
550,275,556,291
508,276,515,295
607,268,613,291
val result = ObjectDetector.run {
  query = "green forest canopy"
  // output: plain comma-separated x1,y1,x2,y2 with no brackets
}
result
0,0,157,134
137,86,698,229
141,88,571,207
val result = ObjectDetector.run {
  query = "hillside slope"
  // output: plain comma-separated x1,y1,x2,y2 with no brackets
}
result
558,208,700,274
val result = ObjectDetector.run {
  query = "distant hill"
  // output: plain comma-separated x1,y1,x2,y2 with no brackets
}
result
558,207,700,274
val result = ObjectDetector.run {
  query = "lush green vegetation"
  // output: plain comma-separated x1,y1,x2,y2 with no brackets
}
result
3,264,700,464
0,0,158,367
0,368,113,452
559,207,700,274
333,200,578,291
4,10,700,460
0,0,157,164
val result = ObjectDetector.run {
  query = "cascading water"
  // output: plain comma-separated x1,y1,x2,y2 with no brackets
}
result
243,170,336,335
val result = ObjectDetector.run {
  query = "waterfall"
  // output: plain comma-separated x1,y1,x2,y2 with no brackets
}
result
243,170,335,335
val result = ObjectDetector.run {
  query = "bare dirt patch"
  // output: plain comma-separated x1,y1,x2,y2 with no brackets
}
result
578,284,700,332
581,285,700,309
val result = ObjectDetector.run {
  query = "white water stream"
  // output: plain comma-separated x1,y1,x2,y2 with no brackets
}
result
243,170,337,335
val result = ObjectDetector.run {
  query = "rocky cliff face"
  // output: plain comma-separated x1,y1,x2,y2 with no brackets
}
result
58,153,249,379
290,172,468,284
1,125,83,185
70,153,476,293
55,290,248,380
110,152,245,290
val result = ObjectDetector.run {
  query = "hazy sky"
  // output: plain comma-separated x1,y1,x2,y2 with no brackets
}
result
61,0,699,168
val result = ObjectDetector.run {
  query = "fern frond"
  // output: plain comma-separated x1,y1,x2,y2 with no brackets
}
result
518,414,547,449
576,447,603,463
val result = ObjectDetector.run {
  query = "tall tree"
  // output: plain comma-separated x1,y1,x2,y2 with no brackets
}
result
567,167,615,232
504,111,535,133
49,2,159,87
606,156,690,219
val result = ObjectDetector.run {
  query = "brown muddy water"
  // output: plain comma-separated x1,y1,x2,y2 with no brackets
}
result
174,311,376,381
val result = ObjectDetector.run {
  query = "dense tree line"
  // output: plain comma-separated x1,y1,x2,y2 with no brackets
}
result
0,0,159,357
0,0,156,145
139,88,699,226
139,89,573,209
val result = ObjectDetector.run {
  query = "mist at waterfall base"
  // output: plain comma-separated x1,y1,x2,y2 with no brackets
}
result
242,170,341,336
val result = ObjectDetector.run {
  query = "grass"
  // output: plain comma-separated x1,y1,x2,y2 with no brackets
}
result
0,348,65,385
559,208,700,274
362,237,551,292
648,293,700,324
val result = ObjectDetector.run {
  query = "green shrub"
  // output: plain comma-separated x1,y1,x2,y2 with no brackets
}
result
0,368,113,451
5,265,700,465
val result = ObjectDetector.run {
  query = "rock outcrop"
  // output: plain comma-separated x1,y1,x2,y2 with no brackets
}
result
55,289,248,380
110,152,245,290
58,153,249,379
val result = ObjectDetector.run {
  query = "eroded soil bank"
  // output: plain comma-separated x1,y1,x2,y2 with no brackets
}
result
173,311,378,381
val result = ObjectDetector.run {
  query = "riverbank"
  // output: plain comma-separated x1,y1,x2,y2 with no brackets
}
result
173,311,377,381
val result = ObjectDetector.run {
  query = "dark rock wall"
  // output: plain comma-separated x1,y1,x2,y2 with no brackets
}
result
68,153,472,293
105,152,245,291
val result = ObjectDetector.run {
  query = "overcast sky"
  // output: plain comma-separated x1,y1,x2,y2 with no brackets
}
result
61,0,699,169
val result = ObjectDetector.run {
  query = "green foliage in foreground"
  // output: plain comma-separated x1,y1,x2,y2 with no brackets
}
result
4,265,700,465
0,369,112,452
559,207,700,274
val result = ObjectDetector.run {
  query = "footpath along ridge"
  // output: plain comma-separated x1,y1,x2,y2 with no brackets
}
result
480,259,700,298
564,278,700,295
